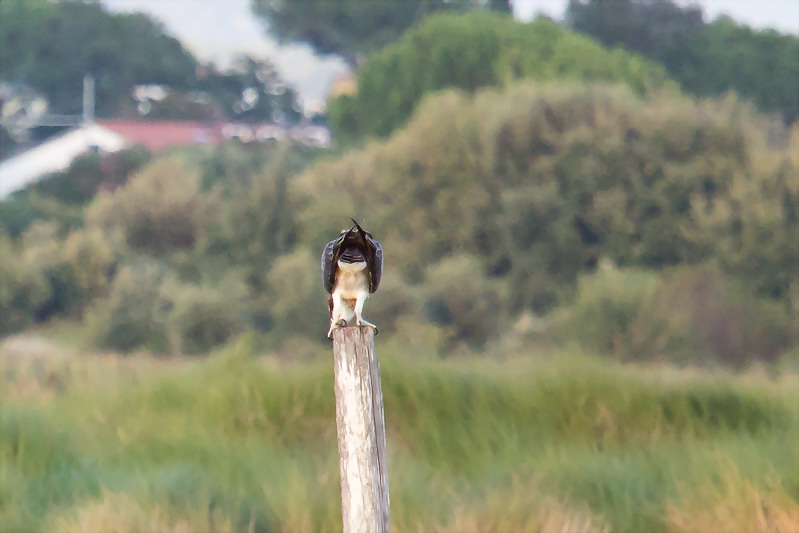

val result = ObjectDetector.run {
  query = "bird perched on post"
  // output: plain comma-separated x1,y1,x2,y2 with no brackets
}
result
321,219,383,339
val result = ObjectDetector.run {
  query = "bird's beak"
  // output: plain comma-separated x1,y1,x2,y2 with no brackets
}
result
350,218,365,234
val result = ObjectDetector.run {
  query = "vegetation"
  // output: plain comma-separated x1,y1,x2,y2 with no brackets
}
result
328,13,671,143
1,83,797,360
567,0,799,123
0,0,196,117
302,84,798,350
0,148,151,238
0,0,303,150
1,337,797,532
2,8,799,530
251,0,512,66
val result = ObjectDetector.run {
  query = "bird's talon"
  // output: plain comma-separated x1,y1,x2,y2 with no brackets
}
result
336,319,348,327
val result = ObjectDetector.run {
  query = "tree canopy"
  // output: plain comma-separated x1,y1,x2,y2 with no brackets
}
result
250,0,511,66
0,0,197,117
0,1,304,150
567,0,799,122
328,13,672,144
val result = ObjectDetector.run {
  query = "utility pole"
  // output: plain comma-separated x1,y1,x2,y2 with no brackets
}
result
82,75,95,124
331,326,390,533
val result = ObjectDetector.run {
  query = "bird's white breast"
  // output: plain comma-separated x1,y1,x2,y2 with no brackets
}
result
337,260,367,273
335,260,369,299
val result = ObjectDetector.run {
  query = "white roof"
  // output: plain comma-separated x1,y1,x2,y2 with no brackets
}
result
0,123,127,199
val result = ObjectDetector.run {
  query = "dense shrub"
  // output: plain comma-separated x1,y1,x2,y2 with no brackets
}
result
422,255,504,348
86,158,208,256
558,263,795,366
27,148,150,205
19,224,116,320
0,235,50,335
264,249,328,341
297,83,798,324
555,261,675,361
165,276,249,355
0,195,45,238
86,263,170,353
199,155,302,289
0,191,84,238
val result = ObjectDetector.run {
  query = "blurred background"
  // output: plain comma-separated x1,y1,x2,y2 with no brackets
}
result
1,1,798,531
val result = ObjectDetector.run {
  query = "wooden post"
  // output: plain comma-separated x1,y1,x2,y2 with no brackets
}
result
331,326,390,533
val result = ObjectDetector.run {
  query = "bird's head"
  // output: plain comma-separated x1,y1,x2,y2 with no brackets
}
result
339,218,369,245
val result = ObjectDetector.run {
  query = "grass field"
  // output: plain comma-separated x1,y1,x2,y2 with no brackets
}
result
1,333,798,532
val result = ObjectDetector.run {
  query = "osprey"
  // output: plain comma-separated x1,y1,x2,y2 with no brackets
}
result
321,219,383,339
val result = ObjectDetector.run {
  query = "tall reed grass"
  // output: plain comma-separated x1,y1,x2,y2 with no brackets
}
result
1,336,797,532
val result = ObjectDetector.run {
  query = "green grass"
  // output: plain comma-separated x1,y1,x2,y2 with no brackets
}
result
1,337,798,532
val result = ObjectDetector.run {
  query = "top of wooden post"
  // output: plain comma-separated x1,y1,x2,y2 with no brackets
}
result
332,325,376,345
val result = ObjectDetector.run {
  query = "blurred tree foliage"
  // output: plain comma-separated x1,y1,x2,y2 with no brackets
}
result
197,57,303,124
86,159,210,257
567,0,799,123
0,234,49,335
86,262,171,353
251,0,511,66
2,84,797,359
140,57,304,124
0,0,196,117
555,263,795,367
27,148,151,206
328,13,671,144
0,149,150,238
0,2,302,128
296,84,799,327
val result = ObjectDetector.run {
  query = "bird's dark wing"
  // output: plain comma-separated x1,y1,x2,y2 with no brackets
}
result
366,234,383,293
321,237,341,294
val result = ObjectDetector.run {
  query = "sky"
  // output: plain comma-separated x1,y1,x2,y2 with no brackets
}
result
103,0,799,110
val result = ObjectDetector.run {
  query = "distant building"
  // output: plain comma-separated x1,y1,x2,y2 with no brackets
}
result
0,119,330,199
98,119,222,153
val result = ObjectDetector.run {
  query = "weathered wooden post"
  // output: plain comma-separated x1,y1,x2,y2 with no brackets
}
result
331,325,390,533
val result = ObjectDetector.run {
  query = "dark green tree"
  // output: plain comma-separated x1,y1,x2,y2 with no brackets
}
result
251,0,511,66
197,57,303,124
0,0,197,117
681,18,799,123
566,0,704,74
567,0,799,122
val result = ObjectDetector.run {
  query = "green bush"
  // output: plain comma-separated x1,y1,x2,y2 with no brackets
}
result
558,263,796,366
422,255,504,348
86,158,208,256
264,249,328,342
165,276,249,355
554,261,675,361
198,153,304,289
0,194,45,238
0,235,50,335
27,148,150,206
658,266,795,367
86,263,170,353
18,224,116,321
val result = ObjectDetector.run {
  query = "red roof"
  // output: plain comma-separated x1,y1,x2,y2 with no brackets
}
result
97,119,223,153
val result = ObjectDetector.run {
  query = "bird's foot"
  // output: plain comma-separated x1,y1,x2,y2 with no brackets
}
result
356,318,379,336
327,319,350,340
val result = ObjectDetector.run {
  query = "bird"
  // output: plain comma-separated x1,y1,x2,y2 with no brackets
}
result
321,219,383,339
